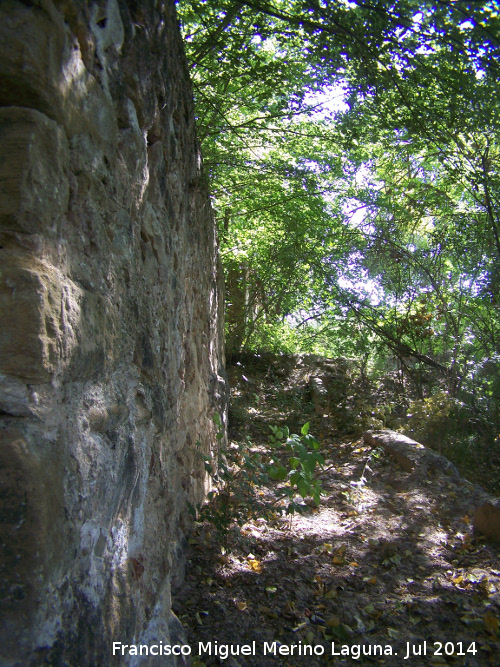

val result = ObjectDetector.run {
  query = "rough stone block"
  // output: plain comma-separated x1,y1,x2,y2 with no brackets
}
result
0,252,119,382
0,255,88,382
310,375,329,416
474,498,500,543
0,107,69,234
363,429,460,478
0,255,63,382
0,1,67,121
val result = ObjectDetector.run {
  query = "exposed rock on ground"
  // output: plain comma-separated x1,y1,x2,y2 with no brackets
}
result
0,1,226,664
364,430,500,543
474,499,500,545
363,430,461,479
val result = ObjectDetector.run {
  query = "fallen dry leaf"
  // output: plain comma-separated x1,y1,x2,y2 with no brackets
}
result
248,558,263,572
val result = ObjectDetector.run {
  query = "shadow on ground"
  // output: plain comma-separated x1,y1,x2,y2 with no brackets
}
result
174,355,500,666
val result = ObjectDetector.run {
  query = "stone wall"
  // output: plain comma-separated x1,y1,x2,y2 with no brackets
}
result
0,1,227,664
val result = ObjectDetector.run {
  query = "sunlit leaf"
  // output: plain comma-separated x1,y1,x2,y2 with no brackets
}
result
248,558,263,572
292,622,308,632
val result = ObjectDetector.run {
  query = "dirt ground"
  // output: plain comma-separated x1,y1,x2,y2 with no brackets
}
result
174,355,500,666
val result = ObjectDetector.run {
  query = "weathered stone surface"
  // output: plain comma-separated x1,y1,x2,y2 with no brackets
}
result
0,108,69,235
365,430,500,543
474,498,500,543
309,375,329,416
363,429,460,477
0,1,68,121
0,1,227,665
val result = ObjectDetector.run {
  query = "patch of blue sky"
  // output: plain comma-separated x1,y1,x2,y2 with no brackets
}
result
303,83,349,119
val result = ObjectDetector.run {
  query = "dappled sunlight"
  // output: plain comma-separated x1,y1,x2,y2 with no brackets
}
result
175,354,500,666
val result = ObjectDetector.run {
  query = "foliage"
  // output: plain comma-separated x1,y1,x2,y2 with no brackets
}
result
404,391,458,446
178,0,500,462
192,418,324,537
267,421,324,510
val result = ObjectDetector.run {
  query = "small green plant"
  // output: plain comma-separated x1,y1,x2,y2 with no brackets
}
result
191,417,325,537
266,422,325,513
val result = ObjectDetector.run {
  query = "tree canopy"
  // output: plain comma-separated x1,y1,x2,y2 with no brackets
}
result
177,0,500,423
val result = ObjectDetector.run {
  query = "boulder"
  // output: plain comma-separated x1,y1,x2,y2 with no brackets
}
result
364,430,500,543
363,429,460,478
474,498,500,543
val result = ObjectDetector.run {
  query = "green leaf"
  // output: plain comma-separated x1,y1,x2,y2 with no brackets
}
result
302,454,317,474
269,465,288,481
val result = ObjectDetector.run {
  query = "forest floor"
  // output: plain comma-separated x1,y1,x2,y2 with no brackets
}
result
174,354,500,667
